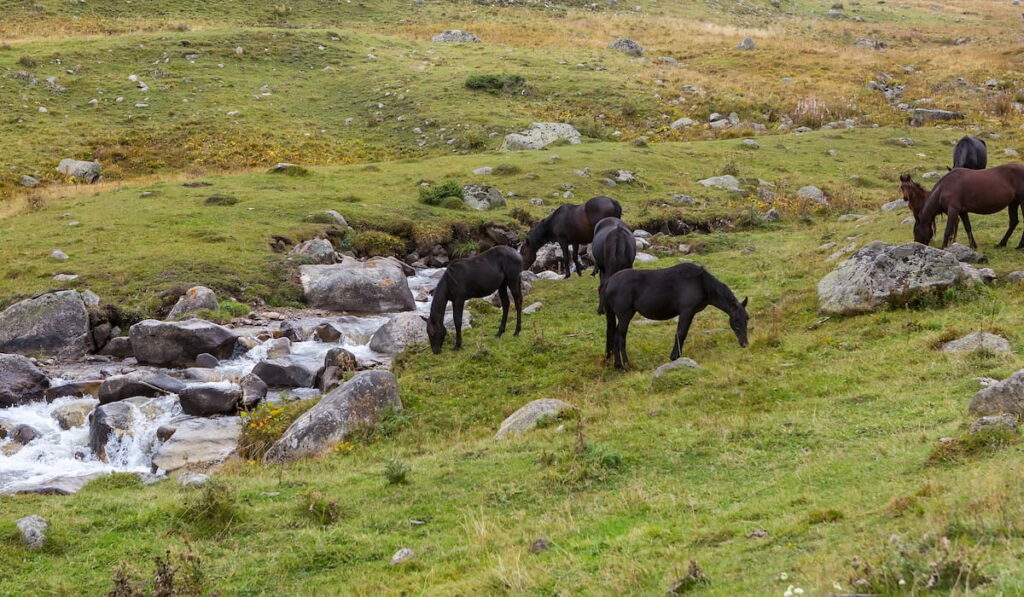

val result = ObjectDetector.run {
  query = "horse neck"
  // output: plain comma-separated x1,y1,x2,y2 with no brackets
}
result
429,277,449,322
528,218,552,249
704,271,739,314
919,185,944,222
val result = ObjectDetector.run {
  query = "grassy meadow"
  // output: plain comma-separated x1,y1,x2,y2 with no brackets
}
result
3,0,1024,595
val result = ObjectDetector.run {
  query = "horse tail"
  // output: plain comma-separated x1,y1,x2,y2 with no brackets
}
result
610,197,623,219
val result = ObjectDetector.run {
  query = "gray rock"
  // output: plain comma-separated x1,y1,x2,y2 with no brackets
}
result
1008,271,1024,283
179,383,241,416
797,186,828,206
946,243,987,263
608,37,643,56
56,159,101,183
312,323,344,343
653,358,700,378
98,336,132,358
0,354,50,407
51,399,95,430
762,208,781,222
290,239,336,264
741,139,759,149
166,286,219,321
0,291,92,359
240,373,268,409
88,401,137,459
432,30,481,43
941,332,1010,354
266,337,291,359
195,353,220,368
318,347,358,393
252,357,320,388
499,123,582,151
494,399,575,440
151,417,241,474
44,380,101,401
130,319,238,367
265,371,402,463
697,174,740,192
14,424,39,444
299,259,416,313
817,241,968,315
523,302,542,314
960,263,996,285
969,369,1024,417
838,214,868,222
910,108,964,126
390,548,417,566
896,137,915,147
881,199,907,211
462,184,506,211
635,252,657,262
473,166,493,175
50,250,68,260
16,515,47,550
670,117,694,129
368,311,466,355
177,472,210,487
19,175,39,188
737,37,756,50
98,372,185,405
969,414,1018,434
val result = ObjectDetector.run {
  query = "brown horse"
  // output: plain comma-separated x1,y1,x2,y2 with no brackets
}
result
899,174,930,218
520,196,622,279
914,164,1024,249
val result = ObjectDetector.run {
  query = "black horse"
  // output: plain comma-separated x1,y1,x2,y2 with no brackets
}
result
424,245,523,354
590,217,636,313
521,196,622,278
952,135,987,170
599,264,749,370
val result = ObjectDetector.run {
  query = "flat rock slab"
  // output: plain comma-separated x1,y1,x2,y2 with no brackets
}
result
151,417,241,474
494,399,575,440
299,260,415,313
499,122,581,151
941,332,1010,354
653,358,700,378
946,243,987,263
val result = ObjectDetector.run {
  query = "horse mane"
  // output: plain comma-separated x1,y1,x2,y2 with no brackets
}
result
527,206,569,248
700,268,736,303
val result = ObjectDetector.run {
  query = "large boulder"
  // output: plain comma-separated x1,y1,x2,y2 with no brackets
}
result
88,401,137,459
290,239,337,264
252,357,320,388
969,369,1024,417
299,259,416,313
178,383,241,416
166,286,219,321
697,175,740,192
499,123,582,151
368,311,466,355
264,371,401,463
946,243,987,263
0,291,92,359
44,380,101,401
941,332,1010,354
129,319,238,367
97,372,186,405
495,399,575,440
0,354,50,407
817,241,968,315
461,184,506,211
56,158,101,183
432,29,481,43
151,417,241,474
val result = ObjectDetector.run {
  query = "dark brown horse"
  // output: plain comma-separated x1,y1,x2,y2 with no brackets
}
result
899,174,930,218
590,217,636,314
599,263,748,371
424,246,523,353
521,196,622,279
914,164,1024,249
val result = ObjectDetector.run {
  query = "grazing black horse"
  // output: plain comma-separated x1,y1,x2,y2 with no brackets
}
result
590,217,636,313
424,245,523,354
521,196,622,278
951,135,987,170
600,264,749,370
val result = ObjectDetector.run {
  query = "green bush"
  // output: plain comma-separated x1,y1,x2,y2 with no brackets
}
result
465,74,525,93
439,196,467,211
351,230,406,257
384,459,411,485
419,180,463,206
238,399,318,460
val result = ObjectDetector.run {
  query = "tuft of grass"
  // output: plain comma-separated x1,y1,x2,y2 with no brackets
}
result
297,489,342,527
204,195,238,206
927,427,1018,465
176,480,244,537
492,163,521,176
351,230,405,257
384,459,410,485
465,74,525,94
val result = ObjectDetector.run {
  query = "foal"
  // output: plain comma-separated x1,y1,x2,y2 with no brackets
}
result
600,264,748,370
898,174,930,218
424,245,523,354
590,217,636,313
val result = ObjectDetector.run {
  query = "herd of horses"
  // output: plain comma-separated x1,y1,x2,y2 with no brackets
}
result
426,134,1014,368
425,196,750,369
901,135,1024,249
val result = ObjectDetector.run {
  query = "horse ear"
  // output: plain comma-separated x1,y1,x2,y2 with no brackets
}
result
899,174,909,182
741,297,749,309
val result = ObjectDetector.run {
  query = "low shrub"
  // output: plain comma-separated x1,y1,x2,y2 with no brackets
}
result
298,489,342,526
351,230,405,257
204,195,238,206
238,399,318,460
384,459,411,485
493,163,521,176
176,480,244,536
419,180,463,206
465,74,525,94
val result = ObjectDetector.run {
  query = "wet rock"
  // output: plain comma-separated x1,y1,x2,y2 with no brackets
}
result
279,321,307,343
432,30,481,43
461,184,506,211
0,291,92,359
312,323,344,343
499,122,582,151
653,358,700,379
51,399,95,430
166,286,219,321
494,399,575,440
817,241,968,315
14,424,39,444
969,369,1024,417
299,259,416,313
98,372,186,405
16,515,48,550
151,417,241,474
252,357,319,388
266,337,291,359
290,239,336,264
194,353,220,368
946,243,987,263
44,380,101,402
608,37,643,56
89,401,137,459
0,354,50,407
98,336,133,358
941,332,1011,354
56,158,101,183
240,373,269,409
156,424,178,442
368,311,465,355
130,319,239,367
318,347,358,392
265,371,401,463
179,383,241,417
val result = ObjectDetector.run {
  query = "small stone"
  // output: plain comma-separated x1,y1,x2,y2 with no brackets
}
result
741,139,759,149
19,175,39,188
969,414,1018,434
50,250,69,260
529,538,550,553
194,353,220,368
472,166,493,175
523,302,542,314
653,358,700,378
762,208,781,222
177,472,210,487
17,515,47,550
390,548,417,565
737,37,756,50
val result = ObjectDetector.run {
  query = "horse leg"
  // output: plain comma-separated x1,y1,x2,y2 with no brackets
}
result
452,300,465,350
942,211,960,249
559,240,572,279
510,275,523,337
495,285,510,337
960,213,977,249
615,312,633,371
998,203,1018,248
669,309,695,361
572,243,584,276
605,308,616,363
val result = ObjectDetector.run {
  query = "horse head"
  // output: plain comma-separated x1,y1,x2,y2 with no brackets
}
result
519,220,547,269
729,296,750,348
421,314,445,354
913,214,935,245
899,174,929,218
